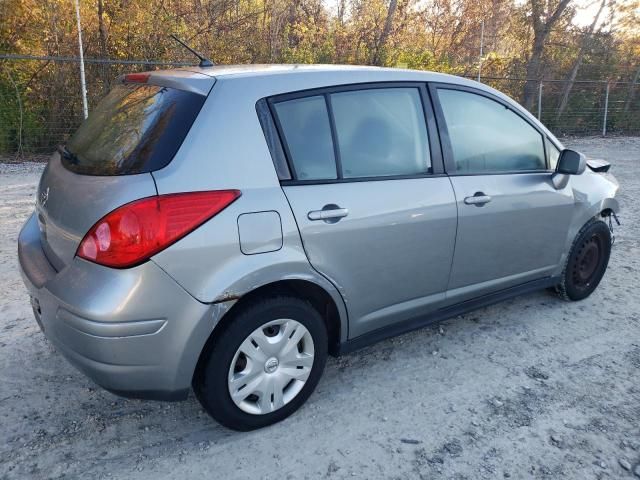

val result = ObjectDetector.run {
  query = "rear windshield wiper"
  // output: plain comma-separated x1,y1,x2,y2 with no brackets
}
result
58,145,80,165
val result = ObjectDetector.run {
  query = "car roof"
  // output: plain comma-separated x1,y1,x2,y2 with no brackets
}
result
172,63,466,83
149,64,501,105
144,64,562,148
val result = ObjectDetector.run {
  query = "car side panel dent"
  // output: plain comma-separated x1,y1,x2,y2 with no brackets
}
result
210,264,349,342
176,299,236,389
150,186,349,343
552,171,620,277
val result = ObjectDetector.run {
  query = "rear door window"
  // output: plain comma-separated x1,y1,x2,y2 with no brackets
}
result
270,86,431,181
64,84,206,175
330,88,431,178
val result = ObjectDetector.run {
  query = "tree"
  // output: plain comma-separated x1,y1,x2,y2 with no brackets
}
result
522,0,574,109
1,0,639,156
624,64,640,112
370,0,398,65
556,0,607,119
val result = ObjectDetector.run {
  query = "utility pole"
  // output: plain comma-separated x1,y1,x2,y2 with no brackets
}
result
477,19,484,82
74,0,89,119
537,81,543,120
602,81,610,137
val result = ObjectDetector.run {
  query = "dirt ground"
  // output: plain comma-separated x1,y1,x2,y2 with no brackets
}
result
1,137,639,480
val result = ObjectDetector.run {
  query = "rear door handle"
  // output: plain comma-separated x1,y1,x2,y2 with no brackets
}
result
308,207,349,222
464,193,492,206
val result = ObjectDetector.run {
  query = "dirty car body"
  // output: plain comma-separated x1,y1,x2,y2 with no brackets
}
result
18,65,620,430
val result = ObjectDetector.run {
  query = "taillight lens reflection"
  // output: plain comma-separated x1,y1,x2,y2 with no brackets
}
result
77,190,241,268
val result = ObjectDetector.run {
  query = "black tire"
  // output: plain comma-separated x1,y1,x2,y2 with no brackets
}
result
556,218,611,301
193,296,328,431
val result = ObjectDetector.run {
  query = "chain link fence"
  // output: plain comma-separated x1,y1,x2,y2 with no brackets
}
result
472,76,639,137
0,55,190,160
1,55,639,160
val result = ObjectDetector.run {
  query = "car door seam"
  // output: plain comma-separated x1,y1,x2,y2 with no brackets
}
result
279,186,350,339
444,175,460,295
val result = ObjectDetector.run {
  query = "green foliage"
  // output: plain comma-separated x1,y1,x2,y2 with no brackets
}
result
0,0,638,155
398,50,464,75
0,67,51,156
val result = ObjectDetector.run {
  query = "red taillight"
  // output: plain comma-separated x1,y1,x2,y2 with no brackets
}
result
77,190,241,268
124,73,150,83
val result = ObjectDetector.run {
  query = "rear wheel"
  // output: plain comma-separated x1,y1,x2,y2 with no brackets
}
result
557,219,611,301
194,296,327,431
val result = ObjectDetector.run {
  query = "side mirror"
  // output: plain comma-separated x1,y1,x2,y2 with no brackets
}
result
556,149,586,175
551,148,587,190
552,149,586,189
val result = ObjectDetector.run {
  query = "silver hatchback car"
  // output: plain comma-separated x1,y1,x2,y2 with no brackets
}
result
18,65,620,430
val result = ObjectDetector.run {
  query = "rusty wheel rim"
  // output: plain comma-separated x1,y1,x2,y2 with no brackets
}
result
572,234,602,288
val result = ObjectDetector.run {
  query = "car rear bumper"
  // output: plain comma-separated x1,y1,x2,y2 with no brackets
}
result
18,213,233,400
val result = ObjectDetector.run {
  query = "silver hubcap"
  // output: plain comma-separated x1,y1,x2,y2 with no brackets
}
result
228,319,315,415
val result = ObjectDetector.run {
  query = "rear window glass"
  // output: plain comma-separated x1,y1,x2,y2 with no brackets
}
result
63,84,206,175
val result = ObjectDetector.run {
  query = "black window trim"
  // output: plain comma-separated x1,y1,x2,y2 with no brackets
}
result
324,93,344,180
261,81,445,185
256,98,292,180
428,82,552,176
545,136,562,172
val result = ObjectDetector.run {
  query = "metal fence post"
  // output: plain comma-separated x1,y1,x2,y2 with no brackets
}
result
537,81,543,120
477,19,484,82
4,58,640,156
74,0,89,119
602,81,610,137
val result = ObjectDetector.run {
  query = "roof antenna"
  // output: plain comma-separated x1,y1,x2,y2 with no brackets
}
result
169,34,214,67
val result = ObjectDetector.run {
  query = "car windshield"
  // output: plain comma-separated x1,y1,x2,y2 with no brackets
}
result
63,83,206,175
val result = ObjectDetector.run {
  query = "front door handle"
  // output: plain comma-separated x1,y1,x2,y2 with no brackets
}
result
308,206,349,222
464,192,492,206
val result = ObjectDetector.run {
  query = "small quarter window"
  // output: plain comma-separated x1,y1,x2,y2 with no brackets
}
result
272,96,337,181
437,89,546,173
547,138,561,170
330,88,431,178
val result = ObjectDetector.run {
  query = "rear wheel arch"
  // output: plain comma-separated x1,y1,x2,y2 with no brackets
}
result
232,280,343,354
194,279,344,386
193,294,328,430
